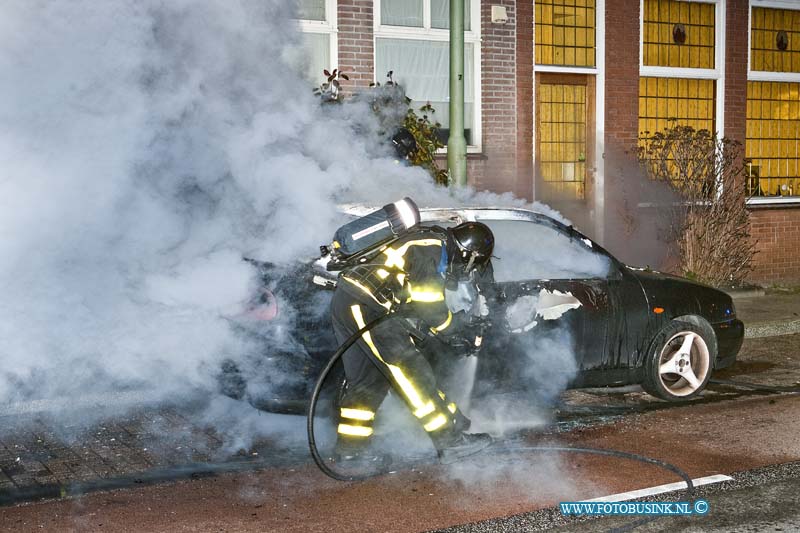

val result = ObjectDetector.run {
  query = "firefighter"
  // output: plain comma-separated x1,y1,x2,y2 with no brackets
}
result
331,221,496,465
391,128,417,161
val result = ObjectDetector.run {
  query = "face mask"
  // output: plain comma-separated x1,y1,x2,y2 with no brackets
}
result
447,259,477,288
463,251,477,274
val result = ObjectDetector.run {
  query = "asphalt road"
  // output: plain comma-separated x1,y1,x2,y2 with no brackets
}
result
439,461,800,532
1,334,800,532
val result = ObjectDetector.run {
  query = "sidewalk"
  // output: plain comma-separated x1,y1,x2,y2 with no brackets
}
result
732,291,800,338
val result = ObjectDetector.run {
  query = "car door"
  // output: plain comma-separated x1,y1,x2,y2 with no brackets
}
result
477,218,616,375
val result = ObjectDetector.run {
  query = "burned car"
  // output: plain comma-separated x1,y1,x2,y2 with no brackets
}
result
228,206,744,413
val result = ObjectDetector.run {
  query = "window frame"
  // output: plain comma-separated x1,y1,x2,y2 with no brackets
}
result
295,0,339,82
638,0,726,141
476,217,617,282
747,0,800,83
534,0,601,74
746,0,800,204
373,0,482,152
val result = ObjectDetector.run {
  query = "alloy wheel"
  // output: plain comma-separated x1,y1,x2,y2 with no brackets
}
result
657,330,711,397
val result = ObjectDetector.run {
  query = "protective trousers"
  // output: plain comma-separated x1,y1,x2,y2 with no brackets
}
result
330,284,459,450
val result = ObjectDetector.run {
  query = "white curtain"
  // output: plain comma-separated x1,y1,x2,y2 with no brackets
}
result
302,32,330,84
375,38,474,139
381,0,423,27
431,0,471,30
297,0,325,21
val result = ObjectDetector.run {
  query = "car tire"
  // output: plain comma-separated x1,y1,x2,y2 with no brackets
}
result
218,359,246,400
642,320,713,401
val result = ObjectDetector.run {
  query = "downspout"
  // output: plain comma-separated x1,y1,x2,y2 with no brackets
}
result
448,0,467,189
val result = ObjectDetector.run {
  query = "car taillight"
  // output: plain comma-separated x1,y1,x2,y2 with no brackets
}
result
245,288,278,321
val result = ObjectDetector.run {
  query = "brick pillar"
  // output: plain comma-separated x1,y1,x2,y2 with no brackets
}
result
337,0,374,90
475,0,518,195
604,0,640,153
602,0,642,256
724,0,749,146
515,0,535,201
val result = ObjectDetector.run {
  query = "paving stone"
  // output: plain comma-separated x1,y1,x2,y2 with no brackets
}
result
0,470,14,486
0,403,273,501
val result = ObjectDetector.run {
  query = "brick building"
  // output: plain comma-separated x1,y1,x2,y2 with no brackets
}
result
297,0,800,284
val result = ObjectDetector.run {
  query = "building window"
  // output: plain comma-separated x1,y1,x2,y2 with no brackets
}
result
638,0,722,142
296,0,338,84
746,81,800,197
535,0,596,68
380,0,471,29
751,6,800,73
638,77,715,137
298,0,326,20
747,3,800,200
538,83,589,200
374,0,480,148
642,0,715,69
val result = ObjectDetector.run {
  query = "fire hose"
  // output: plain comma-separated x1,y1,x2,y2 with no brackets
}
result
306,311,704,532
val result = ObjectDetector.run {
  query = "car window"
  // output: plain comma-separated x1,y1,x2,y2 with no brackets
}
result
481,220,612,282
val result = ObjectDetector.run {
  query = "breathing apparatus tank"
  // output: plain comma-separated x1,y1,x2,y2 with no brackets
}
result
321,197,421,271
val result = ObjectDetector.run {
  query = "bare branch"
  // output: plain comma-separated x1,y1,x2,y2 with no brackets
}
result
635,125,757,286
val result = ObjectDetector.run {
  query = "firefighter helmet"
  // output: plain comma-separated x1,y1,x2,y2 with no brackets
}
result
449,222,494,273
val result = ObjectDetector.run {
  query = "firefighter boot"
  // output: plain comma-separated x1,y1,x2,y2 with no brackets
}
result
453,409,472,433
433,430,493,465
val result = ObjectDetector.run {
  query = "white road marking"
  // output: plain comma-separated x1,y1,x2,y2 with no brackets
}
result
584,474,733,502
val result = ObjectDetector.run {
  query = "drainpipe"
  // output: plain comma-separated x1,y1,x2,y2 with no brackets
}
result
448,0,467,189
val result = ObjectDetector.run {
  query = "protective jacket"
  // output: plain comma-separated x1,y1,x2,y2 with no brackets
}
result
340,227,454,333
331,226,465,449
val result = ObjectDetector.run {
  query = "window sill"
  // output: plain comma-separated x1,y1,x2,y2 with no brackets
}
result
747,197,800,208
535,65,598,75
639,66,721,80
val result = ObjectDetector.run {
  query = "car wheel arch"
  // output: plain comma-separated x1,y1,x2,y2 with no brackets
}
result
671,314,718,362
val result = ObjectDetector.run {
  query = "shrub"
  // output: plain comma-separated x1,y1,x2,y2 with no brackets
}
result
635,124,757,286
315,69,448,186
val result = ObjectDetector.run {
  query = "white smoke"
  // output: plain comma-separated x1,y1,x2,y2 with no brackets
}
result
488,220,610,283
0,0,571,449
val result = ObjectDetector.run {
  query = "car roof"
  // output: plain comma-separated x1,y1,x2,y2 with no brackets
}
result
339,205,560,225
337,204,616,261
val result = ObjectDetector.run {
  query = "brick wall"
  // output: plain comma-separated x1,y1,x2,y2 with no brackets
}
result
515,0,535,201
603,0,641,247
473,0,520,196
731,0,800,286
336,0,521,196
749,207,800,284
604,0,641,153
337,0,374,90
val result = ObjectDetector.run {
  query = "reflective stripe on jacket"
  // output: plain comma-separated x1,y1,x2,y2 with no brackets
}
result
340,228,451,332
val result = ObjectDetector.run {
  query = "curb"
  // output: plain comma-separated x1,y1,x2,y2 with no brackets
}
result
728,289,767,299
745,319,800,339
